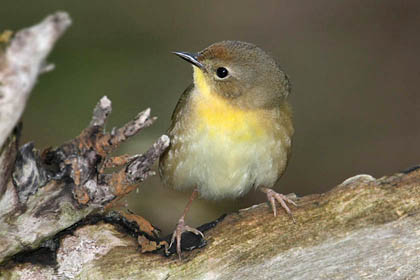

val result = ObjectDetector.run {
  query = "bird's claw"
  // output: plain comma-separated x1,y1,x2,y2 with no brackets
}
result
166,217,204,260
263,188,297,221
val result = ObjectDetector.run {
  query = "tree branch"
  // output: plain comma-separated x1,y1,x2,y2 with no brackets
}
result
0,12,71,149
0,96,169,263
1,168,419,279
0,13,169,265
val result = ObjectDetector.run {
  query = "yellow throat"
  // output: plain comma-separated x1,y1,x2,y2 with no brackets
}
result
192,67,267,141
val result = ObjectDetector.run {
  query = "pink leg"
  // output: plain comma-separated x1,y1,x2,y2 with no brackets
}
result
166,188,204,260
260,187,297,221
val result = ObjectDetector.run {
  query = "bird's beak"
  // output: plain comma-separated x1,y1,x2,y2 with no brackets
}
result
173,51,205,70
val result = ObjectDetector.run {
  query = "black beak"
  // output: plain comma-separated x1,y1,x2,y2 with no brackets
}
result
173,51,205,70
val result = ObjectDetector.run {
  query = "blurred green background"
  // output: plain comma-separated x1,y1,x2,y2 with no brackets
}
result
2,1,419,234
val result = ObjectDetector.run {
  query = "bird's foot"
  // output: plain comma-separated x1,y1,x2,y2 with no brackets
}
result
261,188,297,221
166,216,204,260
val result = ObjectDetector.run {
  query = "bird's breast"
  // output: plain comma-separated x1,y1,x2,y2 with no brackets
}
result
161,88,290,199
193,88,267,141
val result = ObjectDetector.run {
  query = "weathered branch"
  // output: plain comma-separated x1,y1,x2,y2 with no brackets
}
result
1,168,419,279
0,125,19,195
0,95,169,263
0,12,71,149
0,12,169,265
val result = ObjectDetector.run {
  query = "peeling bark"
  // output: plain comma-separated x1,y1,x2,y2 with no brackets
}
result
0,96,169,264
0,12,169,265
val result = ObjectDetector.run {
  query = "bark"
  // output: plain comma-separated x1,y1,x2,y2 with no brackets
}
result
0,11,419,280
0,12,71,150
1,169,419,280
0,12,169,266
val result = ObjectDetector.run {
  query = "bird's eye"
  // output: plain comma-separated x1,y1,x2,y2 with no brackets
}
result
216,67,229,79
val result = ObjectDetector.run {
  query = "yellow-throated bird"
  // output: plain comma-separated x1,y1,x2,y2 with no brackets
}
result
159,41,295,259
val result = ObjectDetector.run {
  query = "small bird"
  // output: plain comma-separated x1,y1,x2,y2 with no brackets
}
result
159,41,295,259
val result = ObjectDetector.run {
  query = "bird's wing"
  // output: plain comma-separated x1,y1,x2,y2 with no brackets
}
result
170,83,194,123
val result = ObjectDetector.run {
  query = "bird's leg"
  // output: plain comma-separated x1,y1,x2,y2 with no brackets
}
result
260,187,297,221
167,188,204,260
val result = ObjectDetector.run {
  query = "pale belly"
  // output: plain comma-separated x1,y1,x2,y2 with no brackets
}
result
162,121,290,200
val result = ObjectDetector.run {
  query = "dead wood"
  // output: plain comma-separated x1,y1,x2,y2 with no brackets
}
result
1,169,419,279
0,12,169,265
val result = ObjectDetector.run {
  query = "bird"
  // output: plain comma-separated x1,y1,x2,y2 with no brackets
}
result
159,40,295,259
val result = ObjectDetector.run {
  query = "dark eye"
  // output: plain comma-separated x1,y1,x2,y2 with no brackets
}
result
216,67,229,79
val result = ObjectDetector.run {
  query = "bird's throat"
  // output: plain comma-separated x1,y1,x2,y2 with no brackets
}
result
193,66,212,98
192,67,266,141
